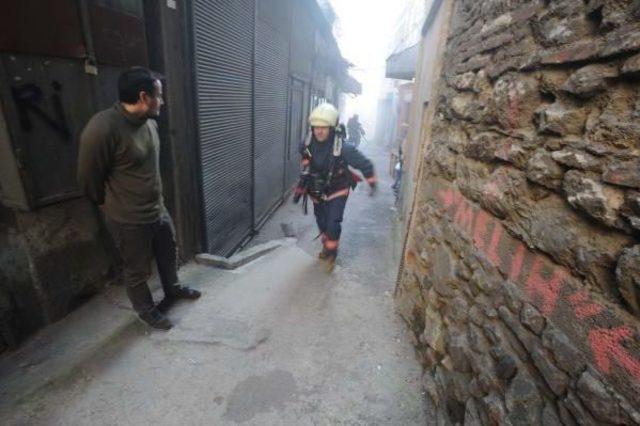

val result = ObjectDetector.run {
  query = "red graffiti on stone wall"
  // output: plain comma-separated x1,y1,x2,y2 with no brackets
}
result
508,244,526,282
472,210,490,250
589,327,640,381
435,187,640,383
568,290,604,319
524,257,567,316
437,188,570,315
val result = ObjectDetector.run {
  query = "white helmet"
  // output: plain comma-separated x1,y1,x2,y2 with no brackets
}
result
309,103,339,127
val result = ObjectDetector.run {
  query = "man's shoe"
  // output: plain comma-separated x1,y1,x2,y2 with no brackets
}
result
156,297,174,314
139,309,173,330
165,285,201,300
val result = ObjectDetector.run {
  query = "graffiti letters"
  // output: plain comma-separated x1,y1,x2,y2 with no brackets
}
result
524,257,566,316
589,327,640,381
11,81,70,141
434,187,640,384
568,290,604,320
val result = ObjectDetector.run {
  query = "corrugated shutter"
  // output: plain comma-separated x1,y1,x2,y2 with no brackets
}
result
192,0,254,255
253,8,290,223
289,0,314,80
286,78,306,187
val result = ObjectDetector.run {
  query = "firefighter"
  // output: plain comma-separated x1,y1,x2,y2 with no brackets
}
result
300,103,377,271
347,114,365,147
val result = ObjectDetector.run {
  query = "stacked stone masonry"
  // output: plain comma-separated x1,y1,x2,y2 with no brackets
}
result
396,0,640,424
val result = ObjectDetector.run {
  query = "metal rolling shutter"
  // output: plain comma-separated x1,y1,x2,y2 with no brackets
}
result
253,3,290,223
287,78,306,187
192,0,254,255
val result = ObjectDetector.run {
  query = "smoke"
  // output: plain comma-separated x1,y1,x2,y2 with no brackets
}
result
329,0,406,141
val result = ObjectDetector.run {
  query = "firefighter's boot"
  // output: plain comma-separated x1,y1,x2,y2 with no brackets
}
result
318,247,331,260
325,252,337,273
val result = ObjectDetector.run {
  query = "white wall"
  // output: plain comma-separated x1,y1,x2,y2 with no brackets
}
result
399,0,450,221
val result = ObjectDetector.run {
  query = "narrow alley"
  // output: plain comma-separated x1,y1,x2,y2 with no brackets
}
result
3,1,640,425
1,145,428,425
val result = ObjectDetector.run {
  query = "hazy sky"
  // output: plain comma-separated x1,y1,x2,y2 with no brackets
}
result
329,0,406,134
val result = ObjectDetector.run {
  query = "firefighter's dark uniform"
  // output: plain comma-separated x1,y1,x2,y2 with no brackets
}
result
347,116,364,147
301,134,376,259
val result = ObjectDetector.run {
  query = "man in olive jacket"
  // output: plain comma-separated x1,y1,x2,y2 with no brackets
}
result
78,67,200,330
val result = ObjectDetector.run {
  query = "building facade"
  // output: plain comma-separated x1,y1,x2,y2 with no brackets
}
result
0,0,356,350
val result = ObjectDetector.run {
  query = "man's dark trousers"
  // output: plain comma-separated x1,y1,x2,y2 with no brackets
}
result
106,210,178,313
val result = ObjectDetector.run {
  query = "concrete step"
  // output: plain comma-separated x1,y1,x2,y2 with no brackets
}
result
195,238,296,270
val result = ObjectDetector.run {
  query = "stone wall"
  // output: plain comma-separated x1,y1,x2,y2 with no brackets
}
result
396,0,640,424
0,200,113,352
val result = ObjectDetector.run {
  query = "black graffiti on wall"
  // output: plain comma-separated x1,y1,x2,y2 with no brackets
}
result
11,82,71,141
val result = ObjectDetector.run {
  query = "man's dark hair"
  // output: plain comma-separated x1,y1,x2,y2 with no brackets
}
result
118,67,161,104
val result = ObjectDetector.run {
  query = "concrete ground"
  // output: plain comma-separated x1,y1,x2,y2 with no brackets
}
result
0,143,428,425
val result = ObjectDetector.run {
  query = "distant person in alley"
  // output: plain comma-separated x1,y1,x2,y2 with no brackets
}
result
346,114,365,147
295,103,377,272
77,67,200,330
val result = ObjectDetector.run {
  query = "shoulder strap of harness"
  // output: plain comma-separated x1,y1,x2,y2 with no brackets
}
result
325,132,344,192
332,132,342,157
